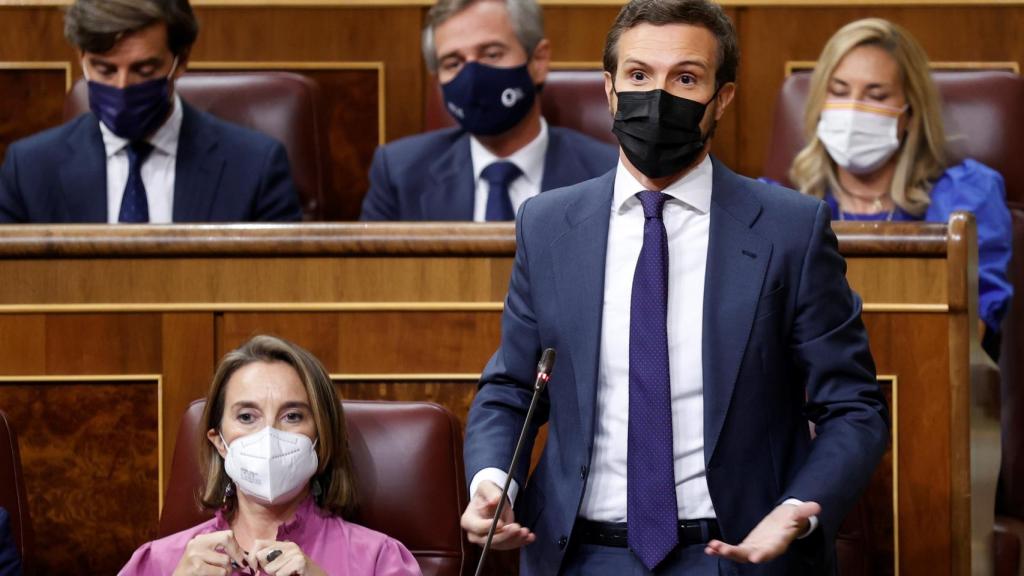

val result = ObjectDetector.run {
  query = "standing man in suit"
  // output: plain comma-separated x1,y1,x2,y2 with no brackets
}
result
359,0,618,222
461,0,890,573
0,0,302,223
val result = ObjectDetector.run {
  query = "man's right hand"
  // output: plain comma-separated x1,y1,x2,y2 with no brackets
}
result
461,480,536,549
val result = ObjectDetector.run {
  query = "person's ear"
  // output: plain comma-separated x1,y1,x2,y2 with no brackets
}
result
712,82,737,121
207,428,227,458
604,70,616,116
528,38,551,85
171,50,189,80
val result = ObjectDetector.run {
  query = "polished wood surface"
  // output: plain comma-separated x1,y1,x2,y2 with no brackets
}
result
0,220,991,574
0,5,1019,217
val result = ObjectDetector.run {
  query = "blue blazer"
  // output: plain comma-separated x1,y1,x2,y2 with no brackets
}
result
359,126,618,221
0,103,302,223
464,159,890,575
0,508,21,576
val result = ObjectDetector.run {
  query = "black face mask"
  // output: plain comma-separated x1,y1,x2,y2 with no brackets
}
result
611,87,719,179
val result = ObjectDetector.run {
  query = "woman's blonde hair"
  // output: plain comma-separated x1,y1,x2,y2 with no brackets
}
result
198,335,358,519
789,18,948,216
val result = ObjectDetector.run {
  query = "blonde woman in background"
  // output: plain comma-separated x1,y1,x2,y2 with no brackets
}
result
790,18,1011,356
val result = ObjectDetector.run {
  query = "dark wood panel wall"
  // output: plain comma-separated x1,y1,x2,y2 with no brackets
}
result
0,5,1021,218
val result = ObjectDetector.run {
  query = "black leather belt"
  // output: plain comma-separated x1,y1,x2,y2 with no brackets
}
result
575,518,722,548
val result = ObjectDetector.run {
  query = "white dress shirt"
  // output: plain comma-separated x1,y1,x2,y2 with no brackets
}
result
580,155,715,522
100,94,183,224
469,118,548,222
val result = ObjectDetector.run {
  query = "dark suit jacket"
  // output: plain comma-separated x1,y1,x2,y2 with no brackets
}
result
464,158,890,575
359,126,618,221
0,509,21,576
0,103,302,223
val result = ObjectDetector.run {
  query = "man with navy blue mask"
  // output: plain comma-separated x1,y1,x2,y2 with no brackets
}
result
0,0,302,223
359,0,617,222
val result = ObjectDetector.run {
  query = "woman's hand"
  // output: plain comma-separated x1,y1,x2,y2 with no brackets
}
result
172,530,248,576
248,540,326,576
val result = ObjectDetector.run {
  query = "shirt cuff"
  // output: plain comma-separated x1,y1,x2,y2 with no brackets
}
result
782,498,818,539
470,468,520,506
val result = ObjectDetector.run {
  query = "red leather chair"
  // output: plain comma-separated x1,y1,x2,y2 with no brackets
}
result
424,69,616,145
64,71,335,221
160,399,468,576
765,69,1024,575
0,410,31,571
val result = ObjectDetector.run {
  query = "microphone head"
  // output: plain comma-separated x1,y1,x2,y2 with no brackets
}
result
537,348,556,375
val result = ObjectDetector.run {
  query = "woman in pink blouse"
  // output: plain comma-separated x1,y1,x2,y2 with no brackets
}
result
120,335,421,576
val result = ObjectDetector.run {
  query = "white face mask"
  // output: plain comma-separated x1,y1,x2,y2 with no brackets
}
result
816,99,907,175
220,427,319,505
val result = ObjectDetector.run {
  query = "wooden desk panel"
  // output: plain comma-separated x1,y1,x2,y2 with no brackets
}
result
0,219,993,575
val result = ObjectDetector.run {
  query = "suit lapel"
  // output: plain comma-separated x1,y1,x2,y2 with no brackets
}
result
702,158,772,464
540,128,588,191
422,134,475,220
173,103,224,222
550,170,615,444
58,116,108,223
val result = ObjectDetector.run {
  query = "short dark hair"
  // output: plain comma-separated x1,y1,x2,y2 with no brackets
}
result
65,0,199,57
603,0,739,88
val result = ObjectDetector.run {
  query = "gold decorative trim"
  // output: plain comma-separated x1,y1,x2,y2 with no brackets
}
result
879,374,900,576
0,302,506,313
0,61,72,92
332,373,480,381
550,61,604,70
862,303,948,313
0,302,942,313
786,60,1019,76
189,60,388,144
0,374,165,512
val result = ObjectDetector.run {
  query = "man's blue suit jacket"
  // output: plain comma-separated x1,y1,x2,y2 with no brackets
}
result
0,508,21,576
359,126,617,221
0,102,303,223
464,158,890,575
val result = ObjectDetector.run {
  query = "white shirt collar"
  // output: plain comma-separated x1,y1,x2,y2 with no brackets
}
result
612,154,713,215
469,117,549,186
99,93,183,159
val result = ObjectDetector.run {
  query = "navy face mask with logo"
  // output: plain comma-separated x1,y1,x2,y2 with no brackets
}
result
441,61,536,136
612,87,719,179
87,58,177,142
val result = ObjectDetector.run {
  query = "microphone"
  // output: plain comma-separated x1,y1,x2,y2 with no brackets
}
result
473,348,556,576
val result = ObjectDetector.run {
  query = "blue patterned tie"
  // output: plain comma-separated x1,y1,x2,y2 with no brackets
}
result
481,161,522,221
118,141,154,223
628,190,679,570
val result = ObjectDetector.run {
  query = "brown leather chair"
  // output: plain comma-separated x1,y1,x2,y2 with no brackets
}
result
160,399,468,576
0,410,31,571
424,69,616,145
64,71,334,221
765,69,1024,575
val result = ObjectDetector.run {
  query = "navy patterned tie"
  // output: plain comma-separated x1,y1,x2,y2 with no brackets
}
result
481,161,522,221
118,141,154,223
627,190,679,570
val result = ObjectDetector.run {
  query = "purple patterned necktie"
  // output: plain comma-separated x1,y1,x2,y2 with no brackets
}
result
118,141,154,223
627,190,679,570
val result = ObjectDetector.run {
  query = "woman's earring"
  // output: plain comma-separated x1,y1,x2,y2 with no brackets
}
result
311,478,323,499
224,481,235,502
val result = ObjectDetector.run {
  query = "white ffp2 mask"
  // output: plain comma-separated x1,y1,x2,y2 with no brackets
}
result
816,100,906,175
221,427,318,504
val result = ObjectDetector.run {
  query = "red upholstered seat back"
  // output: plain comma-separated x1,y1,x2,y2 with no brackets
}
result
160,399,468,576
425,69,616,145
64,72,334,220
0,411,31,571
